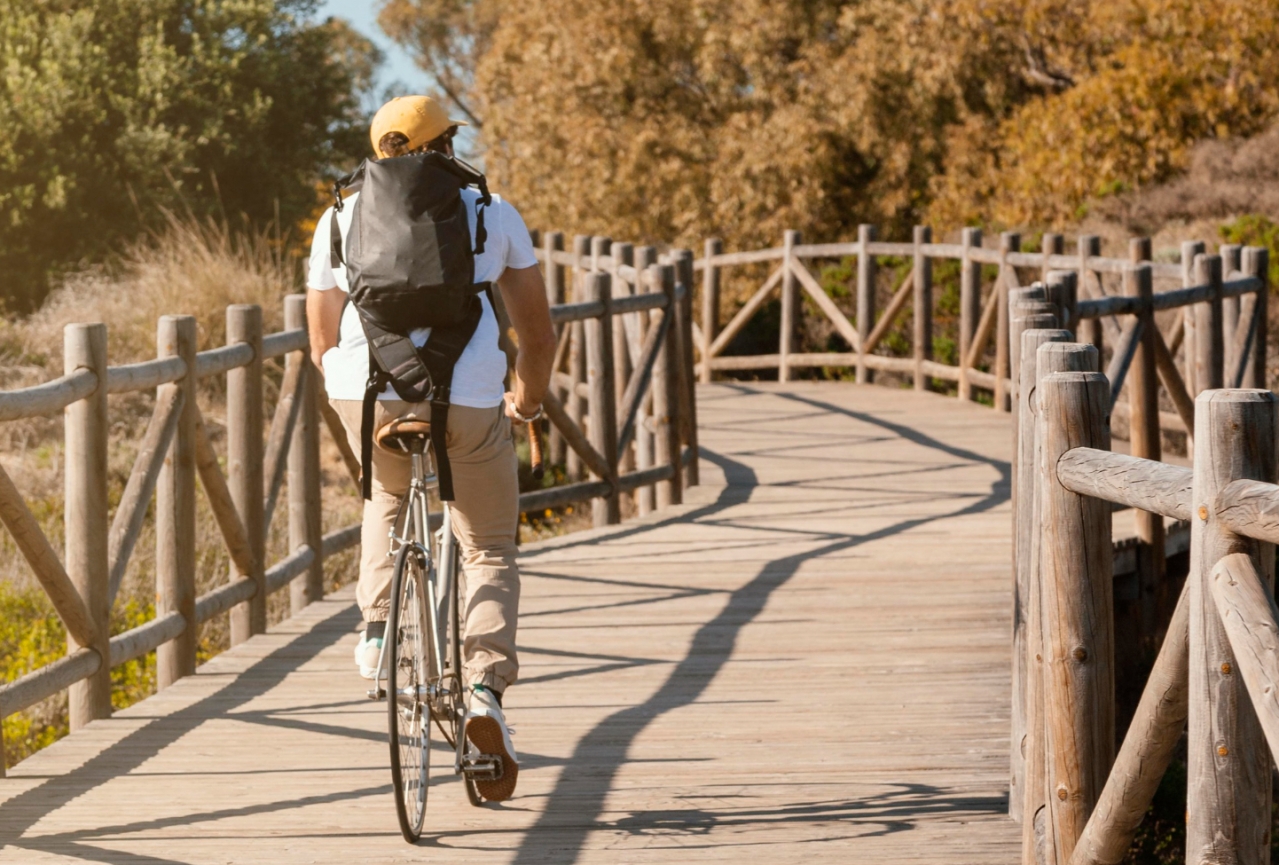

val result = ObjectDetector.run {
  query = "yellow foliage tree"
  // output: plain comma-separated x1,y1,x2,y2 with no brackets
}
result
379,0,1279,243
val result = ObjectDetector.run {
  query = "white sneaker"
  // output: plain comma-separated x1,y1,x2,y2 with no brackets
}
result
353,630,383,680
465,687,519,801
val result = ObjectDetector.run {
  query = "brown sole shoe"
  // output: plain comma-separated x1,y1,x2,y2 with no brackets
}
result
466,716,519,802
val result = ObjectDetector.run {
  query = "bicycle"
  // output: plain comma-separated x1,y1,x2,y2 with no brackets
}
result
367,416,543,842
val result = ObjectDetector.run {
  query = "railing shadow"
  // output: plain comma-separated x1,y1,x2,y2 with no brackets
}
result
509,384,1010,863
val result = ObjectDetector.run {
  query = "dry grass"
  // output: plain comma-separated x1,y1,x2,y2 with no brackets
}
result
0,215,363,767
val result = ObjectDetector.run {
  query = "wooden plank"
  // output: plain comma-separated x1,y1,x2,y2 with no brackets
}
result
0,369,96,422
789,257,861,352
1056,448,1192,520
1038,370,1114,862
1188,390,1276,864
1211,553,1279,764
108,384,184,602
0,382,1023,863
0,462,99,649
106,356,186,394
155,315,198,686
63,323,112,728
227,305,266,644
707,265,785,358
191,403,256,578
861,267,914,356
1069,584,1189,865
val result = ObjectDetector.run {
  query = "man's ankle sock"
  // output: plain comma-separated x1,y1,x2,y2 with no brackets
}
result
473,683,502,707
364,621,386,641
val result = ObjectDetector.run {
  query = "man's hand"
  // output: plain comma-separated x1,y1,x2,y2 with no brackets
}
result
496,264,556,416
306,288,345,372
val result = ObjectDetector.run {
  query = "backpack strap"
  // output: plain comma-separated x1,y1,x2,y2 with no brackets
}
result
415,299,484,501
330,207,344,269
357,297,484,502
359,352,389,500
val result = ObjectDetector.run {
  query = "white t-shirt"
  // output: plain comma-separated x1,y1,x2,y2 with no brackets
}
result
306,188,538,406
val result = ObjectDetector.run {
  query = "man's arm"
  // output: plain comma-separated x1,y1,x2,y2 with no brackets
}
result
495,264,556,418
306,288,345,372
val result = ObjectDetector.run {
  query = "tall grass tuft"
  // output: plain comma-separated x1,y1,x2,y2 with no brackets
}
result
0,214,362,768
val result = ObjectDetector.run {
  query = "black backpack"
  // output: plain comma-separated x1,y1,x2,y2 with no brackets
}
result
329,151,494,501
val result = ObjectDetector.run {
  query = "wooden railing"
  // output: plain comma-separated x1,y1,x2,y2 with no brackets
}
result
691,230,1267,431
0,267,702,772
530,233,700,524
0,296,352,773
1012,261,1279,864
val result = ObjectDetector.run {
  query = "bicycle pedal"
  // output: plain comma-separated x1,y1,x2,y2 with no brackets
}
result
462,753,503,781
366,686,387,701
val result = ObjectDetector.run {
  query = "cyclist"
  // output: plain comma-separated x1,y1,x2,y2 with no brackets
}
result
305,95,556,802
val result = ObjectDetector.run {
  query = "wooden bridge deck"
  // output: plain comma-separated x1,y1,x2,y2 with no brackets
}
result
0,381,1018,864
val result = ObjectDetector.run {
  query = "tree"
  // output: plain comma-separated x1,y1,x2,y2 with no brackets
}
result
379,0,1034,250
0,0,377,312
379,0,1279,247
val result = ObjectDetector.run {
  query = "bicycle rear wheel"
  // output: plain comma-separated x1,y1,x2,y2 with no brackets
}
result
388,543,430,842
448,542,484,807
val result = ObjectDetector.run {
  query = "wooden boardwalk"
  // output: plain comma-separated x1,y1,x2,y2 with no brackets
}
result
0,382,1019,864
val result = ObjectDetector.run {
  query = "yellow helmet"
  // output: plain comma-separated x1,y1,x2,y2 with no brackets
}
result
369,95,468,157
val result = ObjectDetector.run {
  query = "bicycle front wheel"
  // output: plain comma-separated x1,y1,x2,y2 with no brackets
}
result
388,543,430,842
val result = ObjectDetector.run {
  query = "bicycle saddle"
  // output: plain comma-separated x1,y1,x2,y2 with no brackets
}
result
376,418,433,453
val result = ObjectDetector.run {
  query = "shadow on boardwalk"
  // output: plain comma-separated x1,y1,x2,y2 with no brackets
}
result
0,382,1016,864
510,385,1011,863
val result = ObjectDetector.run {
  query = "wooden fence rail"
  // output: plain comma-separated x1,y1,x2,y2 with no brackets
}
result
569,225,1265,837
0,271,701,773
529,233,701,524
1015,301,1279,865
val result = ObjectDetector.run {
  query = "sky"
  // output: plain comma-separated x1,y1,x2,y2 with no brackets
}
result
315,0,480,156
316,0,430,98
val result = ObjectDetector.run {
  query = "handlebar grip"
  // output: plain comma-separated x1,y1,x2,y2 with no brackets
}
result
528,421,545,480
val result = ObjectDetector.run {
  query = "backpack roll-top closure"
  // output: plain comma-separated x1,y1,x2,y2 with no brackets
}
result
344,153,480,335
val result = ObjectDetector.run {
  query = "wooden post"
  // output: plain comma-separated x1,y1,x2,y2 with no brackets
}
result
1187,389,1276,865
545,232,566,464
1023,341,1097,863
653,264,683,507
544,231,564,309
1042,233,1064,282
1012,326,1074,827
674,249,700,488
701,238,722,383
1038,369,1114,863
611,242,634,418
591,235,611,272
913,226,933,391
156,315,197,687
856,224,877,384
1045,271,1078,339
584,273,619,526
1194,254,1224,393
1243,246,1269,390
779,230,800,383
1221,244,1242,382
285,296,323,611
959,227,982,401
1124,263,1165,639
1182,240,1206,395
635,247,658,516
64,323,111,729
995,232,1020,412
1008,286,1050,399
228,304,265,644
567,235,590,480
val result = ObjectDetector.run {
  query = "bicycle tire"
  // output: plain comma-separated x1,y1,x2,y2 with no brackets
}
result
388,543,430,842
449,542,484,807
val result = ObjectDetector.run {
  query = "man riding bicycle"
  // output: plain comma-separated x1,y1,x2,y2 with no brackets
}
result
305,95,556,803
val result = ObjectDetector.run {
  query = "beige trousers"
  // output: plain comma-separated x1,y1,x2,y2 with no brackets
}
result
331,398,520,691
